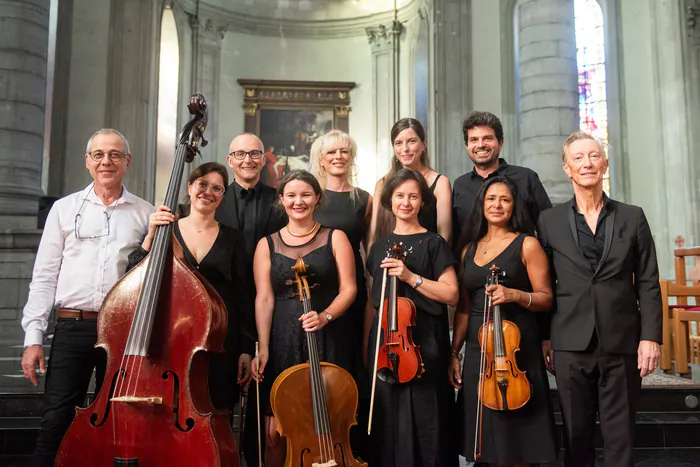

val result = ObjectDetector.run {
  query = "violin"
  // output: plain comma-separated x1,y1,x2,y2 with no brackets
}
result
474,264,531,459
374,242,424,384
269,257,366,467
367,242,423,434
56,95,239,466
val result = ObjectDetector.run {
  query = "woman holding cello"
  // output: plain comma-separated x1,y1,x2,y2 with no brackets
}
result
450,176,556,466
364,168,459,467
251,169,358,466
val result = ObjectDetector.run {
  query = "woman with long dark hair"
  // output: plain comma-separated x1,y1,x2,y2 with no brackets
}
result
364,168,459,467
250,169,357,467
368,118,452,247
128,162,255,411
450,176,557,466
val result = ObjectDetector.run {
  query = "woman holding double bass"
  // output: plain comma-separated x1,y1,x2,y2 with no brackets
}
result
251,169,358,467
450,176,556,466
364,168,459,467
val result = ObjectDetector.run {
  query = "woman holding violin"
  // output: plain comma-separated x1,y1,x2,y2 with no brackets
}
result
251,169,357,467
128,162,255,410
450,176,556,466
364,168,459,467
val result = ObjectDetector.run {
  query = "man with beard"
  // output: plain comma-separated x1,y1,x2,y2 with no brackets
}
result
452,111,551,242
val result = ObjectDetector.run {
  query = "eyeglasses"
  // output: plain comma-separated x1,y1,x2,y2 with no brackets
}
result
88,150,128,163
228,150,263,160
74,191,119,240
194,180,225,196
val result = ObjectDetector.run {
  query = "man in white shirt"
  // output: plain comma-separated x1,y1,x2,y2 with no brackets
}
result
20,129,153,466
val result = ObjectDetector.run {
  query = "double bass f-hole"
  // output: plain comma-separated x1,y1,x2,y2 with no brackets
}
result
473,264,531,460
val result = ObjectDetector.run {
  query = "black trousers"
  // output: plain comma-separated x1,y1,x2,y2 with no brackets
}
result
32,318,106,467
554,335,641,467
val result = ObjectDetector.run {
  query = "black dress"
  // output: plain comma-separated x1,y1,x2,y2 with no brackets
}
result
262,227,355,413
127,222,255,410
417,174,442,234
457,233,557,464
366,231,458,467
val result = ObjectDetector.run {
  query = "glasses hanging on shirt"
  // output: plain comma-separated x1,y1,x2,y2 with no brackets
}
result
74,188,120,240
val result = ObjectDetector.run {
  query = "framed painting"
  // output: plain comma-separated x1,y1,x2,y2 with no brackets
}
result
238,79,356,187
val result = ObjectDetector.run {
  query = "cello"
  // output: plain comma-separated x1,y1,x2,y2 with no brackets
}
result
367,242,423,434
56,94,239,466
473,263,531,459
269,258,366,467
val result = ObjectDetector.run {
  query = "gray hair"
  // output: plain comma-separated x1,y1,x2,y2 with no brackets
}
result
86,128,131,154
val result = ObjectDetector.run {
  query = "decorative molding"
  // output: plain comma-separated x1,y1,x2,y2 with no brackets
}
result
687,2,700,46
244,103,258,116
188,14,227,42
238,79,356,134
366,20,404,53
173,0,422,39
334,105,350,117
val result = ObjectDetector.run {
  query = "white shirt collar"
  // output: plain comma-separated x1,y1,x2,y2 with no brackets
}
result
81,182,136,206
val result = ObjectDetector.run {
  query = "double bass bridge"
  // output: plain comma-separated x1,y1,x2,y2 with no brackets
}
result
110,396,163,405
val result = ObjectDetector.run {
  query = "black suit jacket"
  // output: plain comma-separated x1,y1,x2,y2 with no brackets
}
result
537,198,662,354
215,181,287,257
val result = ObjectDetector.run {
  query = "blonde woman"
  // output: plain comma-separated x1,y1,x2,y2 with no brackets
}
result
310,129,372,457
369,118,452,247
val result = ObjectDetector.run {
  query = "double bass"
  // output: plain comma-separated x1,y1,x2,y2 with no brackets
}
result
367,242,423,434
270,258,366,467
473,263,531,459
56,95,239,466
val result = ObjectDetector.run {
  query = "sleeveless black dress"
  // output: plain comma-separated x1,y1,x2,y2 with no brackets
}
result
366,231,459,467
314,188,370,348
262,227,355,413
457,233,557,464
417,173,442,234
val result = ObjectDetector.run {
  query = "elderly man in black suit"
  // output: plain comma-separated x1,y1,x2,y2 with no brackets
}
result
537,130,662,467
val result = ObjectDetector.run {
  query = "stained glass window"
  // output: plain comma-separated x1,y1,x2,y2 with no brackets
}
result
574,0,610,194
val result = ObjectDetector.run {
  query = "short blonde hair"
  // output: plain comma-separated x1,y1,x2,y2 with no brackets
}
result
561,130,609,161
308,129,360,202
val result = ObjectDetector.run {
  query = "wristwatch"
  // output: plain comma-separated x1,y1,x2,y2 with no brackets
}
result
325,312,333,322
413,275,423,289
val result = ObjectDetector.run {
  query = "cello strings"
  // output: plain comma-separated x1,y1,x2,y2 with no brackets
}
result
302,292,326,462
304,288,334,462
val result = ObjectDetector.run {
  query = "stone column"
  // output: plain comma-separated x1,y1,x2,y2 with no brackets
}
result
518,0,578,204
0,0,48,386
0,0,50,229
432,0,472,182
189,16,227,162
366,21,402,177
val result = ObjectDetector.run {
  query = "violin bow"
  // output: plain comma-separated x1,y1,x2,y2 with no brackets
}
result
367,249,391,435
255,341,262,467
474,267,496,459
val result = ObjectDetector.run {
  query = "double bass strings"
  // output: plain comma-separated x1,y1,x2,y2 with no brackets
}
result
111,127,190,456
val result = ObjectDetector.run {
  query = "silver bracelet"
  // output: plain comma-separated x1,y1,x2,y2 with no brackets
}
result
525,292,532,309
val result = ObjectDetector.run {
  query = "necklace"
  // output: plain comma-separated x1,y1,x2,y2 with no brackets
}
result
480,234,511,255
286,221,320,238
